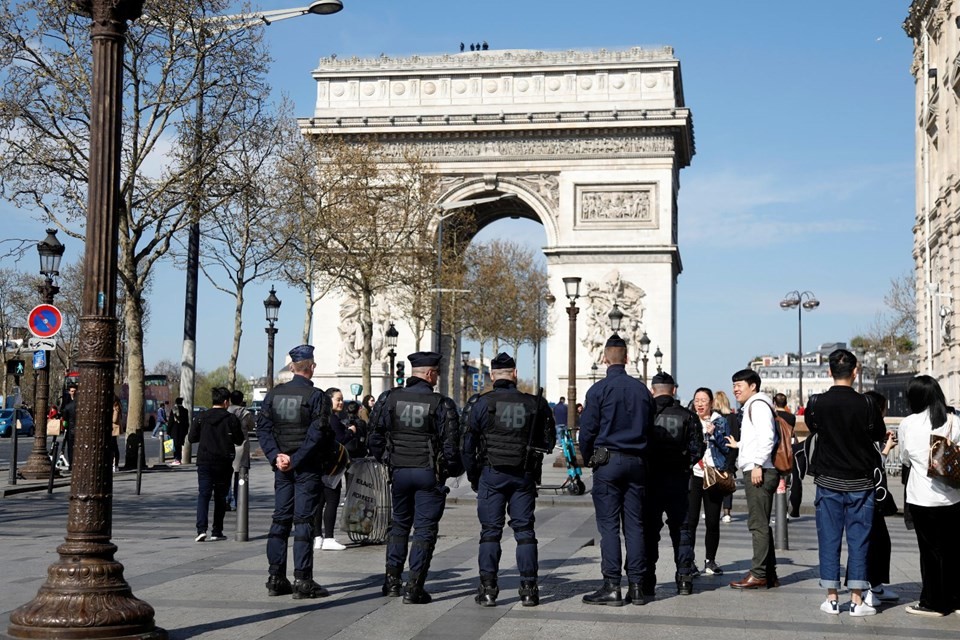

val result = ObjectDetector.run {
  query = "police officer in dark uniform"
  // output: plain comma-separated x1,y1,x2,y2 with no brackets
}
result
578,334,656,606
256,345,335,599
643,372,704,596
461,352,556,607
368,351,463,604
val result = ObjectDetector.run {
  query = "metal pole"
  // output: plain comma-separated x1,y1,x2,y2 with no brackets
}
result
136,435,143,496
797,304,803,407
235,467,249,542
388,349,396,389
642,355,648,386
9,408,19,485
535,297,541,392
47,438,59,495
566,302,579,435
7,3,163,636
23,276,58,478
434,219,443,354
266,324,277,391
775,476,789,550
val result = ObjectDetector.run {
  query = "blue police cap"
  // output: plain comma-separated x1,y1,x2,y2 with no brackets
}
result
288,344,315,362
408,351,442,368
651,371,676,386
491,352,516,369
605,333,627,349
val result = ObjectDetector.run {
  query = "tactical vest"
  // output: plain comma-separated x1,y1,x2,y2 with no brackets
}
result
482,389,540,468
650,404,694,470
270,385,317,454
386,390,442,468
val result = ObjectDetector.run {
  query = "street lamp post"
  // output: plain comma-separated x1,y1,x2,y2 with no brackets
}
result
608,302,623,335
386,321,399,389
21,229,65,481
779,290,820,407
654,347,663,374
639,332,651,385
264,287,281,392
461,351,471,404
535,292,555,392
590,362,598,384
8,2,164,638
179,1,343,464
563,277,581,435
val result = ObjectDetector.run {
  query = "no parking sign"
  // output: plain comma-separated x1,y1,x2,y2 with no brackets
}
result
27,304,62,339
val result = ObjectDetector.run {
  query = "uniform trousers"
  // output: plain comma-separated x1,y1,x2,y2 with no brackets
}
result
477,466,538,579
590,451,646,584
267,466,320,579
643,469,696,582
386,467,446,577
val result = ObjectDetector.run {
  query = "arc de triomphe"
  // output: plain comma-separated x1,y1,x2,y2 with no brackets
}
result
298,46,694,402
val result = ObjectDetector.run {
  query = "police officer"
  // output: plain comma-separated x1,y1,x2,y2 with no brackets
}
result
368,351,463,604
255,345,335,599
461,352,555,607
578,334,656,606
643,372,704,596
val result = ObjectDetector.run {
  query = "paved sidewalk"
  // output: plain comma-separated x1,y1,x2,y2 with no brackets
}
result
0,456,955,640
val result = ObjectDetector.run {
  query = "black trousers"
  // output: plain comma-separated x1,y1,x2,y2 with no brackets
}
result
910,501,960,614
314,481,343,539
686,475,724,562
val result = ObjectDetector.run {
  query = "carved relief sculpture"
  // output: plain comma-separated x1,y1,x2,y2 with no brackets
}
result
580,189,651,222
582,271,646,366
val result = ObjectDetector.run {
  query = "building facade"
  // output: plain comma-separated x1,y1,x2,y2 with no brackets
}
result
905,1,960,401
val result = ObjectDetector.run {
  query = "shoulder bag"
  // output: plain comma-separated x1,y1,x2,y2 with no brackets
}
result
928,414,960,488
703,464,736,495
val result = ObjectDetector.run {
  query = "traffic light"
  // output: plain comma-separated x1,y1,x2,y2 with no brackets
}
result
6,359,25,376
395,362,405,387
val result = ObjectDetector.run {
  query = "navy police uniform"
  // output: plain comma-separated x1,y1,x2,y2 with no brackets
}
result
368,351,463,604
644,372,705,596
461,353,556,607
256,345,335,599
578,334,656,606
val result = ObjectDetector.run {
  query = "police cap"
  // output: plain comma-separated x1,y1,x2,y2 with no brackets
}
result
651,371,676,386
408,351,442,368
605,334,627,349
490,352,516,369
288,344,315,362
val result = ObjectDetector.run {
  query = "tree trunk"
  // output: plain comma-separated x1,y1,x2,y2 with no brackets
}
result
360,287,373,397
228,284,244,391
123,288,146,435
302,282,313,344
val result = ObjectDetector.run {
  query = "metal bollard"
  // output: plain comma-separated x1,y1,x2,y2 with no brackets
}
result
135,435,144,496
47,439,59,495
8,419,18,485
236,468,249,542
774,475,789,550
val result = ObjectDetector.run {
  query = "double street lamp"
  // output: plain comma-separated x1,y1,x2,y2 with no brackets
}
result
780,290,820,407
21,229,65,481
639,332,651,384
264,287,282,392
654,346,663,373
563,277,581,434
386,321,399,388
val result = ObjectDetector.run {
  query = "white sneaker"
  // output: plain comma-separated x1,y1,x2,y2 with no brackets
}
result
820,599,839,615
195,533,206,543
864,589,879,608
870,586,899,602
321,538,346,551
721,514,732,524
849,601,877,617
313,537,324,551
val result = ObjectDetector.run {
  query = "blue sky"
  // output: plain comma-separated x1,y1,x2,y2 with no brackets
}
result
3,1,917,399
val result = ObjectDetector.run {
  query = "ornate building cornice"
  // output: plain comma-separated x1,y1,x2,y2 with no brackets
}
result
903,0,953,38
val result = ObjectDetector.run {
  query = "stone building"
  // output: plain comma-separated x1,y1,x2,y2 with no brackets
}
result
904,1,960,400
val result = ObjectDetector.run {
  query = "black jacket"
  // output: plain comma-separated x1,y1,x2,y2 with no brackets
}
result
189,407,244,466
805,385,886,481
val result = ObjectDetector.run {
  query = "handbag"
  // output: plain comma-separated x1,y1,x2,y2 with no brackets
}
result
703,464,736,495
928,415,960,488
162,435,174,456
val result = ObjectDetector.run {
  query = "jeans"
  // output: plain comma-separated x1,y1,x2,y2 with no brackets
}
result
591,451,646,584
743,468,779,579
815,486,874,590
476,467,538,579
196,464,232,536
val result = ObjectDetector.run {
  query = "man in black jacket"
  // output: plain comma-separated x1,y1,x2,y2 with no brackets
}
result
804,348,886,617
189,386,244,543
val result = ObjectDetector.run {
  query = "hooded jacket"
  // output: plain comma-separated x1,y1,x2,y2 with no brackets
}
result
189,407,244,467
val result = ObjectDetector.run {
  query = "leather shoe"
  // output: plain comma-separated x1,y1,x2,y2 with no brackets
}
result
624,583,646,606
729,573,768,590
582,580,624,606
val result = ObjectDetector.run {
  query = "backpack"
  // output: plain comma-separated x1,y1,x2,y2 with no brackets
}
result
749,400,794,473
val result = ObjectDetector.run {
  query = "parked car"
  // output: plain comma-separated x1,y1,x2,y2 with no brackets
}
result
0,408,35,438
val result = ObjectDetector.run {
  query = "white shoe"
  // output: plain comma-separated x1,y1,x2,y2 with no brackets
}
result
721,515,732,524
313,537,324,551
820,599,839,615
864,589,879,608
849,601,877,617
321,538,346,551
870,586,899,602
195,533,206,543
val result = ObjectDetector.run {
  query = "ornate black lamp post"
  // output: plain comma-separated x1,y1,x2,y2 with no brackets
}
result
8,2,165,638
654,346,663,374
264,287,281,392
461,350,471,403
563,277,581,434
590,362,598,384
639,332,651,384
780,290,820,406
386,321,399,389
608,302,623,335
21,229,65,481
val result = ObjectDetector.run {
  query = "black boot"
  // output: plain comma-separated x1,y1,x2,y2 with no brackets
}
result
641,575,656,598
676,573,693,596
265,575,292,597
519,580,539,607
624,583,646,606
292,573,330,600
582,579,624,606
382,565,403,597
403,572,432,604
474,574,499,607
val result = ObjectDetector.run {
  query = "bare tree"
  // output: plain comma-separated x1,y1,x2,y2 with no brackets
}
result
0,0,271,432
